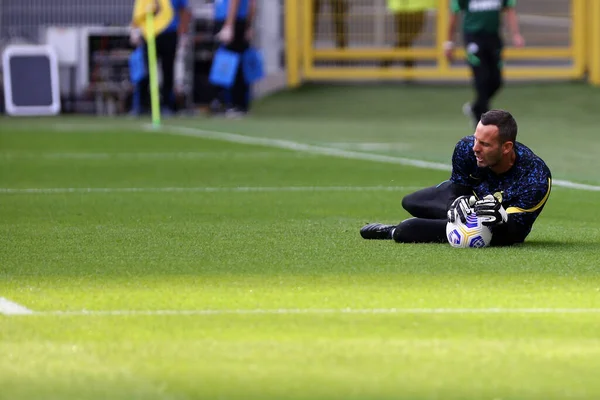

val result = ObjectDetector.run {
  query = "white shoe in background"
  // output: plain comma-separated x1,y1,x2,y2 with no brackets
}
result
225,108,246,119
462,102,477,128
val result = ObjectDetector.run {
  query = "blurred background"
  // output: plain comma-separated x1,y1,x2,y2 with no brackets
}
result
0,0,598,116
2,6,600,397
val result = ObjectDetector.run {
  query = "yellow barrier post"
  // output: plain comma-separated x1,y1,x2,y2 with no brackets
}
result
590,0,600,86
571,0,586,78
302,0,314,77
285,0,301,88
436,0,450,73
585,0,592,75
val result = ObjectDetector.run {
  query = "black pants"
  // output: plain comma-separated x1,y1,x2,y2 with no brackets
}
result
464,33,503,124
212,19,250,112
140,30,178,111
392,181,472,244
313,0,348,48
393,181,523,246
380,11,427,68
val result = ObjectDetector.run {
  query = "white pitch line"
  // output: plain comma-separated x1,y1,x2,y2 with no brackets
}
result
20,307,600,317
156,124,600,192
549,180,600,192
326,142,412,151
0,186,419,195
153,124,453,171
0,297,33,315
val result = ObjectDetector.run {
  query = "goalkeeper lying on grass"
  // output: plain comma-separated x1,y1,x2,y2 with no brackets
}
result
361,109,552,246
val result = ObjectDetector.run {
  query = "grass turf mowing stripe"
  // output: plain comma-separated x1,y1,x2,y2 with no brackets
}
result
0,186,420,194
157,124,600,192
0,151,304,160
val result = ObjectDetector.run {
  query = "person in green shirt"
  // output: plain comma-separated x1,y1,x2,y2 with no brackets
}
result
445,0,524,127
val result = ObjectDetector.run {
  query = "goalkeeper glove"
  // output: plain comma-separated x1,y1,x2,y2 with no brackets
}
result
474,194,508,226
447,195,476,224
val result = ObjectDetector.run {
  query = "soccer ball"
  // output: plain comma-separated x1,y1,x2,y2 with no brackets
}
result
446,214,493,248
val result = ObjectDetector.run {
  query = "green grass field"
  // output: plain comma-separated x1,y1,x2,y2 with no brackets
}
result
2,83,600,399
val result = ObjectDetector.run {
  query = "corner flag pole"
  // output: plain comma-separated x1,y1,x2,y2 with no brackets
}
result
145,6,161,127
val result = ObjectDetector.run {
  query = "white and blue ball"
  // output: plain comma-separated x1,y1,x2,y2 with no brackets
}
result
446,214,493,248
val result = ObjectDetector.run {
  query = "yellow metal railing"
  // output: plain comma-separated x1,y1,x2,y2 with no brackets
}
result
590,0,600,86
285,0,599,87
285,0,301,87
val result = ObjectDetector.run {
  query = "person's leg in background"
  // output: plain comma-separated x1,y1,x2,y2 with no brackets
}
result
228,60,250,115
464,35,492,127
209,20,228,114
130,82,142,116
331,0,348,49
225,19,250,116
381,10,425,68
139,41,150,113
155,31,179,113
313,0,322,43
138,32,176,114
313,0,347,48
129,46,145,116
486,36,504,111
209,20,243,115
394,10,426,68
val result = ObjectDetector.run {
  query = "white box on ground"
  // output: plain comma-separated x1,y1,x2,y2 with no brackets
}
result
2,44,61,116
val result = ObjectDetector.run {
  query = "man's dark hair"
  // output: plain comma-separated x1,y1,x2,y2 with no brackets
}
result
481,109,518,143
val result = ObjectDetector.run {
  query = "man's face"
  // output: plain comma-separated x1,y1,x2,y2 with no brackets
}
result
472,122,504,168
